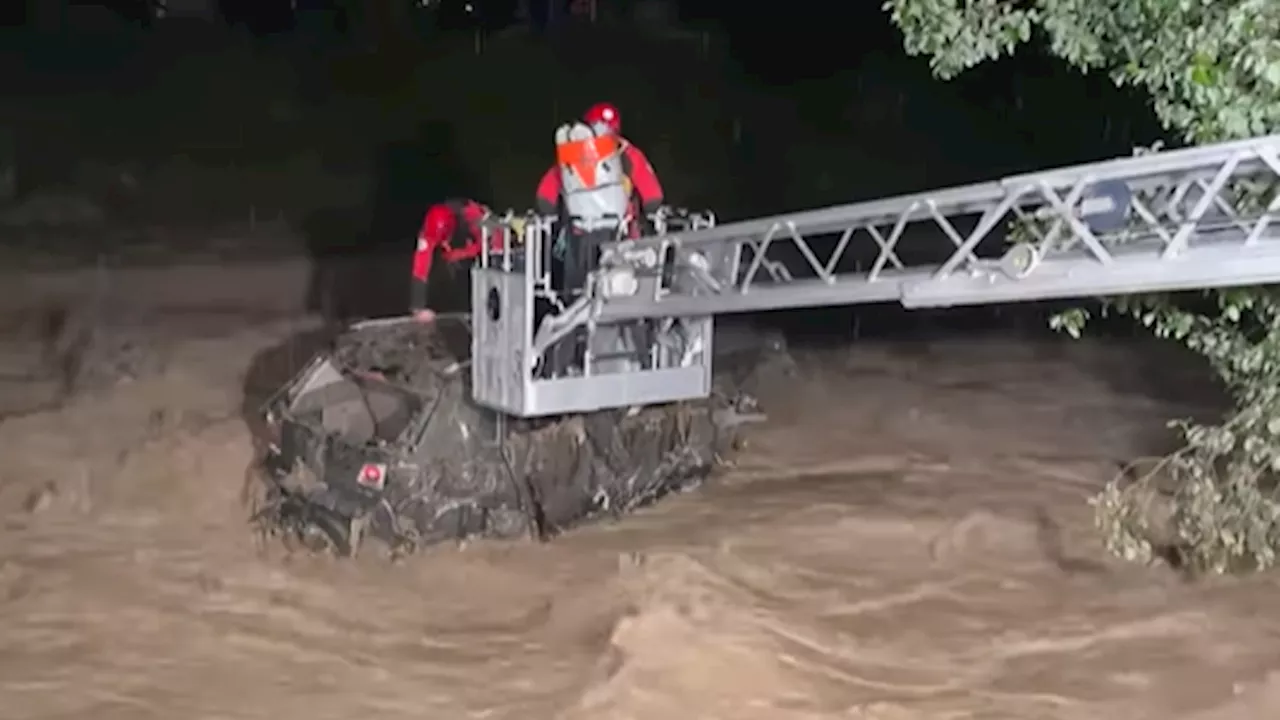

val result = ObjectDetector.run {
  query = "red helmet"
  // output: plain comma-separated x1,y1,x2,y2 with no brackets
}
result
421,204,458,243
583,102,621,134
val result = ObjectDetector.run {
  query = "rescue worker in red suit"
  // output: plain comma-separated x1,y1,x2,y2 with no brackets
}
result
534,102,665,239
533,106,663,375
409,199,494,322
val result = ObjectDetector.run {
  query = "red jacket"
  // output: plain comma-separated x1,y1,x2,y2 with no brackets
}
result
409,199,496,312
535,138,664,234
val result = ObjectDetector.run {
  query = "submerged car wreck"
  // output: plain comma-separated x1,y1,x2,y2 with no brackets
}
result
254,316,777,556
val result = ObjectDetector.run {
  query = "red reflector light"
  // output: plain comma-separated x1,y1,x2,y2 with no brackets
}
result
357,463,387,490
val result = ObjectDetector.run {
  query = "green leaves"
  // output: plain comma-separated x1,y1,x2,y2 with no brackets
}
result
1047,307,1089,339
887,0,1280,574
881,0,1036,79
887,0,1280,143
1264,59,1280,89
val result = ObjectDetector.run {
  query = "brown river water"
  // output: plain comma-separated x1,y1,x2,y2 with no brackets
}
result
0,261,1278,720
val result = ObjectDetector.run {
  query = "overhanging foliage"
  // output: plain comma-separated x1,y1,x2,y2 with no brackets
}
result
885,0,1280,574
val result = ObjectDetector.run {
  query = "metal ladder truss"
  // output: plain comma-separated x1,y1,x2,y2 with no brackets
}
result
587,133,1280,323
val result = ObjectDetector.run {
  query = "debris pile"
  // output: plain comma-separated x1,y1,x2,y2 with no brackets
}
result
255,318,769,555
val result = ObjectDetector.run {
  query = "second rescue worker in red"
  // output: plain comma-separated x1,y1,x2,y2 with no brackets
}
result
534,102,665,231
409,198,497,323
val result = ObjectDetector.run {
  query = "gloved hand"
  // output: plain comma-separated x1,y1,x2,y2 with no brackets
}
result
552,228,568,260
508,216,528,242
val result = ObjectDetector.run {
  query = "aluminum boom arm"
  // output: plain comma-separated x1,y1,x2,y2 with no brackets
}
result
593,133,1280,322
468,133,1280,419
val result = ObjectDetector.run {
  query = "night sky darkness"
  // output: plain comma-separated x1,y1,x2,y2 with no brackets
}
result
1,0,1165,326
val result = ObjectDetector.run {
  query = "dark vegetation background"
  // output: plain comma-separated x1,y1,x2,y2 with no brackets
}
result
0,0,1168,329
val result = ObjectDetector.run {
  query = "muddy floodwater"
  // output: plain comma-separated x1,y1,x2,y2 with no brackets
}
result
2,262,1280,720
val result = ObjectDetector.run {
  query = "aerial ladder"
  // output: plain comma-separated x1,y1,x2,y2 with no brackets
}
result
468,133,1280,419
